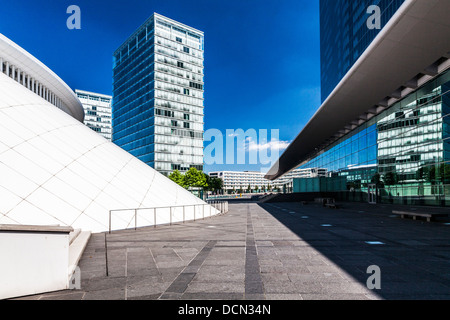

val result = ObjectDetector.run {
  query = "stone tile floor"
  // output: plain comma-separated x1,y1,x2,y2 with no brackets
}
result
15,201,450,300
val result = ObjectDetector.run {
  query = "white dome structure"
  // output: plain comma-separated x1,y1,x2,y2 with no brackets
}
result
0,33,218,233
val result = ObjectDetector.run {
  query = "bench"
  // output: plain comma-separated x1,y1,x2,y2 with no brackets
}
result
325,203,339,209
392,210,448,222
315,198,335,206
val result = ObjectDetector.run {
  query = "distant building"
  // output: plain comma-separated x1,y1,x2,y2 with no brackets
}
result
272,168,328,193
209,171,269,193
209,168,327,194
75,89,112,141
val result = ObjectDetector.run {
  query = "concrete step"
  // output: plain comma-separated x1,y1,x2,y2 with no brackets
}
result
69,228,81,245
68,230,91,277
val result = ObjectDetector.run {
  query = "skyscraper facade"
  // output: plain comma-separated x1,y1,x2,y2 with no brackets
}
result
113,13,205,176
320,0,405,102
75,89,112,141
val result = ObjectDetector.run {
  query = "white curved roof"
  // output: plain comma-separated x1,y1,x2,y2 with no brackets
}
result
0,71,218,232
266,0,450,180
0,33,84,122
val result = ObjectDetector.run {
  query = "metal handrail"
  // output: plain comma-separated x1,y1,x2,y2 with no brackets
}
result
108,201,229,234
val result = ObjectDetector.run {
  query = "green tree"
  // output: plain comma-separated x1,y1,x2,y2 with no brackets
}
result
169,170,186,188
383,172,397,186
371,173,381,186
184,167,208,189
207,177,223,193
247,184,252,193
416,167,425,181
426,166,436,184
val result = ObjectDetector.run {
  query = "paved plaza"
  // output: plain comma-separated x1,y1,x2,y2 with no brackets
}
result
15,201,450,300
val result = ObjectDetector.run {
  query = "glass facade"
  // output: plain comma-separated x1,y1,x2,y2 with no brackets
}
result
320,0,405,102
301,70,450,206
113,13,204,176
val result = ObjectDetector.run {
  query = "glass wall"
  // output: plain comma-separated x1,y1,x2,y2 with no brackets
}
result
320,0,405,102
301,70,450,206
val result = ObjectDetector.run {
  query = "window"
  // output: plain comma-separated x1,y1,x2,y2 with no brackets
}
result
177,61,184,68
184,122,190,129
171,120,178,127
184,88,190,95
184,114,190,120
183,47,190,53
164,110,173,117
189,82,203,90
176,37,183,43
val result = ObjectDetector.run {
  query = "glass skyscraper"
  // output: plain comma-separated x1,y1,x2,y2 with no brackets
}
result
113,13,204,176
320,0,405,102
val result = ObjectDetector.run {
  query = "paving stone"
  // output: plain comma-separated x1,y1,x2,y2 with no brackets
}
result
22,201,450,301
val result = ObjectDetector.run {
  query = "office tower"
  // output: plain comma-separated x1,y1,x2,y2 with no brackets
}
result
320,0,405,102
113,13,205,176
75,89,113,141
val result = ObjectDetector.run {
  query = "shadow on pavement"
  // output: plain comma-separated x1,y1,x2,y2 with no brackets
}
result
258,201,450,300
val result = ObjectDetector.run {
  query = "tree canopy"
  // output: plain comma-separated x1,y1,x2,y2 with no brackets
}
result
169,168,223,192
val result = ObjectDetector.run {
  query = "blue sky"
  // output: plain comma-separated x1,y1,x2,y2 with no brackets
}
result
0,0,321,173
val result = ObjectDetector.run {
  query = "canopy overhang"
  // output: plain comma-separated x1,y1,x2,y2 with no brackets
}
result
266,0,450,180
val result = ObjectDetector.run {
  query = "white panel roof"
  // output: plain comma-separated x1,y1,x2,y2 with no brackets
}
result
0,33,84,122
